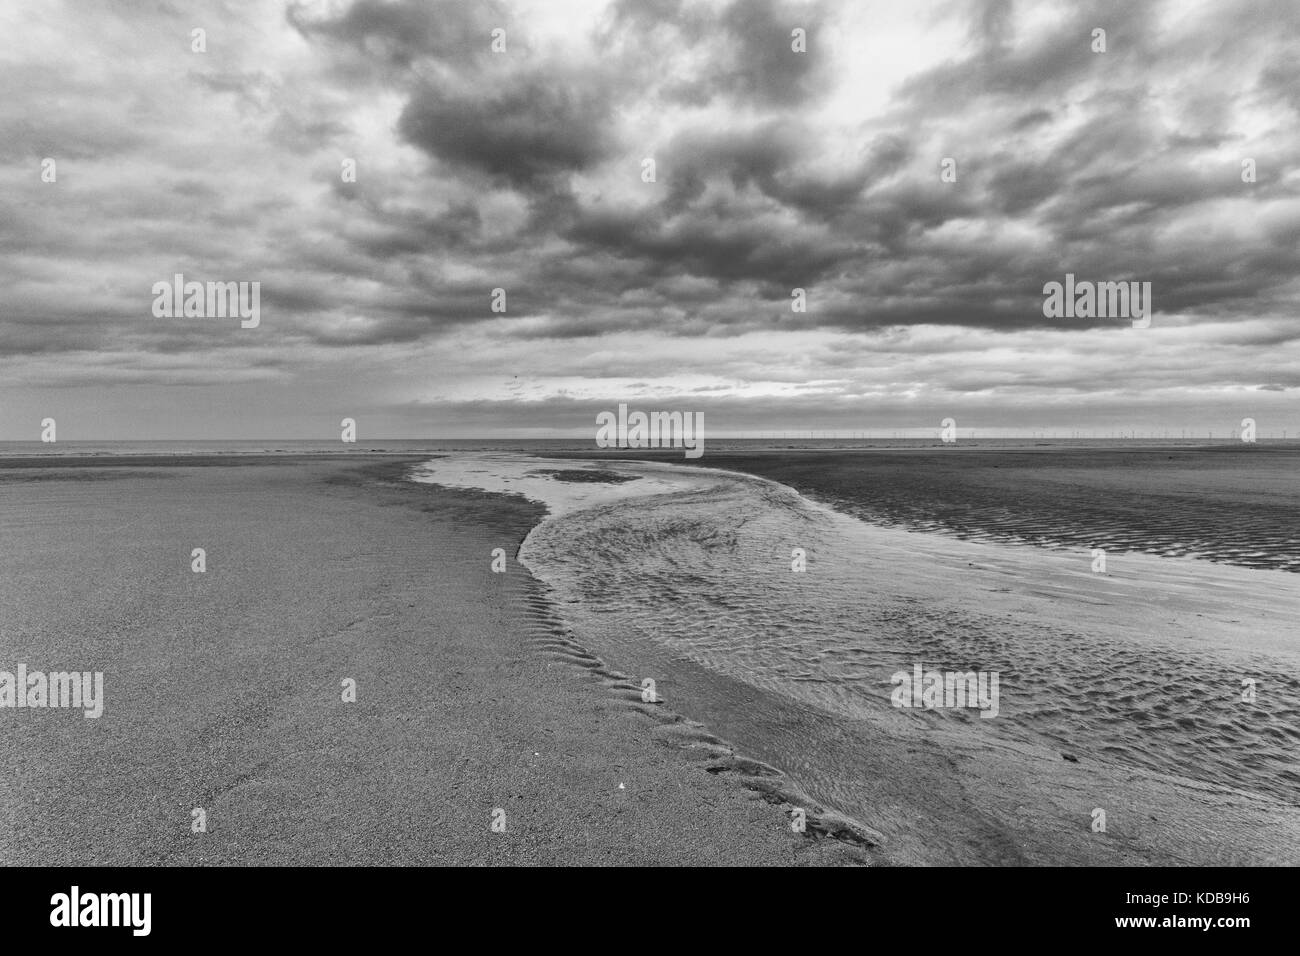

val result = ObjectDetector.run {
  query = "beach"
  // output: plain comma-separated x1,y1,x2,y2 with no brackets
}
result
0,455,851,866
2,445,1296,867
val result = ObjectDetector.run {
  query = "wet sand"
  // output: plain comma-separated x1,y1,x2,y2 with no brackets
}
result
0,456,852,866
559,444,1300,573
447,450,1300,865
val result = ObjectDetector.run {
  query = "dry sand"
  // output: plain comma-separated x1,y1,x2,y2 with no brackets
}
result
0,456,858,865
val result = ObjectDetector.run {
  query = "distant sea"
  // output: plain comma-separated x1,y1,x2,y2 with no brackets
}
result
3,436,1296,457
7,438,1296,576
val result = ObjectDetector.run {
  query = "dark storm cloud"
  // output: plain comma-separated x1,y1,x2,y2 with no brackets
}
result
285,0,1298,342
604,0,828,107
566,203,854,288
345,200,484,257
649,123,898,224
286,0,506,69
900,0,1156,110
712,0,828,106
1258,57,1300,114
827,0,1300,333
397,71,615,186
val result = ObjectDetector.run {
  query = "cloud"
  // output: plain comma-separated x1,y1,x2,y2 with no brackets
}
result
398,69,615,187
1,0,1297,438
286,0,507,70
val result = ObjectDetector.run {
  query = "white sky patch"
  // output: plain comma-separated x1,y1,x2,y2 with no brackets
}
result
824,0,966,123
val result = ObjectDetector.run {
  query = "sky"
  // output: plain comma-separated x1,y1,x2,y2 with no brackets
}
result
2,0,1298,439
